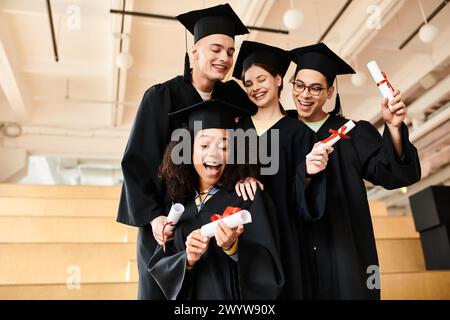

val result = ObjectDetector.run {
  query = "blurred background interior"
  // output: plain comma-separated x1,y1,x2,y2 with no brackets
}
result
0,0,449,299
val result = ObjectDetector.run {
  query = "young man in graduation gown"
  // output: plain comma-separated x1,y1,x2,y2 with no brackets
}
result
150,100,284,300
288,43,421,299
116,4,258,299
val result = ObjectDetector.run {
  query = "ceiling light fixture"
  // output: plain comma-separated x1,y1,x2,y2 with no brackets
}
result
115,1,133,70
350,59,368,87
116,52,133,70
283,0,304,31
417,0,440,43
0,122,22,138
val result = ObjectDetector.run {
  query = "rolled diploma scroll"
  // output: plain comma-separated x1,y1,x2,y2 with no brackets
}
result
200,210,252,238
306,120,355,159
165,203,185,231
367,60,394,110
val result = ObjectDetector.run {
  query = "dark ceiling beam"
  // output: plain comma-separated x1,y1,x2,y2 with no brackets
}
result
45,0,59,62
114,0,127,127
399,0,449,50
109,9,289,35
317,0,353,43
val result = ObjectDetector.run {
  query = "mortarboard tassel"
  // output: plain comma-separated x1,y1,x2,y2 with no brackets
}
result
329,77,342,116
184,51,191,83
183,28,191,83
329,93,342,115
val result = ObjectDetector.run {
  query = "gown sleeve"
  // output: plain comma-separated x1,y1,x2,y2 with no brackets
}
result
148,218,197,300
238,190,285,299
117,85,172,227
352,121,421,189
148,245,190,300
293,126,327,222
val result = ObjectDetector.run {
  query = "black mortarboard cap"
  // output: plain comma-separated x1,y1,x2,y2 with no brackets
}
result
232,40,291,79
169,99,252,131
290,42,355,84
176,4,249,43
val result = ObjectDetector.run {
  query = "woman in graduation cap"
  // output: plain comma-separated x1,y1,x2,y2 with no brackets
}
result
288,42,421,299
148,100,284,300
116,4,262,299
232,40,331,299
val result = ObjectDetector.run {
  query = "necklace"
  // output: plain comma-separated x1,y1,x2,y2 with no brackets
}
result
196,186,215,212
199,187,213,195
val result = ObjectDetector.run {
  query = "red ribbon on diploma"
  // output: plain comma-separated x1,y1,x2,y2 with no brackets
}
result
376,71,395,92
321,126,351,144
210,206,242,222
161,221,174,253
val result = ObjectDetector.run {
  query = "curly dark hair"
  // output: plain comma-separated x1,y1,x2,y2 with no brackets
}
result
158,128,259,203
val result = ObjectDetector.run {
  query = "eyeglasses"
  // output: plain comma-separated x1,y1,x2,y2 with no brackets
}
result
291,80,327,96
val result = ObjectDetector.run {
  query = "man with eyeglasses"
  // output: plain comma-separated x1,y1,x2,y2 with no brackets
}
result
288,43,421,300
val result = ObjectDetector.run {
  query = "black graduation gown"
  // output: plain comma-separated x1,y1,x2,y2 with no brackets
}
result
290,112,421,300
148,188,284,300
239,116,326,299
116,75,257,299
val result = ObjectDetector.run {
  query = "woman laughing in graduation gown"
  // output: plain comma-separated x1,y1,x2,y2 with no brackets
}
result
148,100,284,300
232,41,331,299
